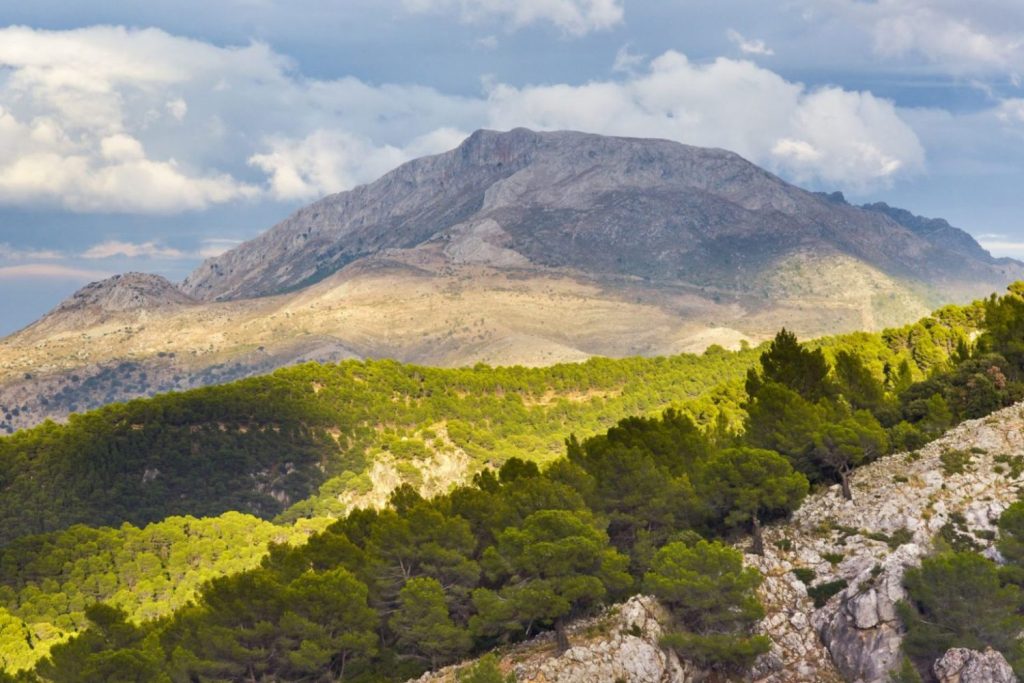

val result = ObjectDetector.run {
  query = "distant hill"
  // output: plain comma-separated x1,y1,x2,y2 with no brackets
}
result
0,296,983,544
1,129,1019,432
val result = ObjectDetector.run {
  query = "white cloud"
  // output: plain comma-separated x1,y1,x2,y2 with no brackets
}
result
402,0,624,35
612,44,646,73
486,51,925,191
166,98,189,121
815,1,1024,77
0,243,63,261
0,264,113,280
726,29,774,56
475,35,499,50
249,127,467,200
978,238,1024,257
0,25,928,214
996,99,1024,124
81,240,187,259
198,238,244,258
0,26,269,213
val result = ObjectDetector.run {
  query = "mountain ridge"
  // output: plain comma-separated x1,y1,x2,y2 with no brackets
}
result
2,128,1020,433
181,128,1019,302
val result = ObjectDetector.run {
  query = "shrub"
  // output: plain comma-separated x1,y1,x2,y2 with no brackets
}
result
807,579,847,607
791,567,815,585
939,449,972,476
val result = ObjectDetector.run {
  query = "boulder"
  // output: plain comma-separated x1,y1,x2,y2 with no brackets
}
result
933,647,1017,683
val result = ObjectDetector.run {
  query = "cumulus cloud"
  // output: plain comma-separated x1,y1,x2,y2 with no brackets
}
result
0,264,113,280
0,24,928,214
249,127,468,200
815,1,1024,77
486,51,925,191
0,26,269,213
726,29,774,56
81,240,187,259
402,0,624,35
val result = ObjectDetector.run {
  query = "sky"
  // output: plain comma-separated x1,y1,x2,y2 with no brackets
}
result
2,0,1024,334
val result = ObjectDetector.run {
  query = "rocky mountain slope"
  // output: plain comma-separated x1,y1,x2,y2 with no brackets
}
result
2,129,1020,432
412,402,1024,683
184,129,1017,301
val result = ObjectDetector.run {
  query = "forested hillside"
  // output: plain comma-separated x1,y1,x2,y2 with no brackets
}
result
0,297,984,546
3,284,1021,682
0,514,329,672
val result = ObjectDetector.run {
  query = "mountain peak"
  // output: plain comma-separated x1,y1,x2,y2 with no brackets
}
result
59,272,194,313
182,129,1016,304
22,273,196,338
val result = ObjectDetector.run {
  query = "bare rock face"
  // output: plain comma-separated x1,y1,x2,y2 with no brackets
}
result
183,128,1021,303
933,648,1017,683
411,595,699,683
20,272,196,338
813,544,921,682
751,403,1024,683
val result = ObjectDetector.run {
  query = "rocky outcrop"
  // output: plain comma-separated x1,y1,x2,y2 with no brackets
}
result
20,273,196,338
933,648,1017,683
812,544,920,681
751,402,1024,683
411,596,700,683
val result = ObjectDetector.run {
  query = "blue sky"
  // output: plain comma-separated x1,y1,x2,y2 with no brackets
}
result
2,0,1024,334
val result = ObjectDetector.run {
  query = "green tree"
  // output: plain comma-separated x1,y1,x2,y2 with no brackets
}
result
834,351,885,412
284,568,379,679
743,383,824,478
812,411,888,500
643,540,769,671
699,448,808,555
898,552,1024,672
471,509,631,652
390,578,471,670
979,282,1024,372
998,502,1024,586
917,393,953,438
36,604,168,683
746,329,831,402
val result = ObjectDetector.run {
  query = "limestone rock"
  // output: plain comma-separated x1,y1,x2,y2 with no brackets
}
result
751,403,1024,683
184,128,1015,303
933,648,1017,683
411,595,699,683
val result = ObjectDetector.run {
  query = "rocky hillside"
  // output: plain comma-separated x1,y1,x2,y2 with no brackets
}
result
2,129,1020,432
412,402,1024,683
184,129,1018,301
19,273,196,338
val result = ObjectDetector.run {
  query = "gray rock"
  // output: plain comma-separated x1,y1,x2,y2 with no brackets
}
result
183,128,1018,302
933,648,1017,683
814,544,922,682
414,595,700,683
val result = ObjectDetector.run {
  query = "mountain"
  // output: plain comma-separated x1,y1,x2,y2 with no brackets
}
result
1,129,1020,433
20,272,196,337
183,128,1016,301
